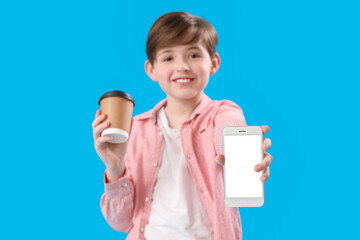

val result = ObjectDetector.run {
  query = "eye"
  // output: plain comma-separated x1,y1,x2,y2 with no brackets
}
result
190,53,200,59
163,57,172,62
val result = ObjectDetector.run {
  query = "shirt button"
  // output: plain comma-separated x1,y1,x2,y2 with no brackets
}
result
153,162,158,167
145,197,150,202
140,227,144,233
122,183,128,187
158,131,163,135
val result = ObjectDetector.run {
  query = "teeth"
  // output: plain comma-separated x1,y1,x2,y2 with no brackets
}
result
175,78,191,83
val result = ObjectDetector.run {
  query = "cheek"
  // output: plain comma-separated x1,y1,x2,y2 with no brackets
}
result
197,66,211,81
155,69,171,90
155,68,170,82
156,78,169,92
200,78,210,90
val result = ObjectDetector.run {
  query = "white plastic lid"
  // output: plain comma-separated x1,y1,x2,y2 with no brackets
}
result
101,128,129,143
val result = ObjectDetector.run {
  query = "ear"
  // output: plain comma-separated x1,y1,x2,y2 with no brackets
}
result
210,52,221,75
144,59,157,82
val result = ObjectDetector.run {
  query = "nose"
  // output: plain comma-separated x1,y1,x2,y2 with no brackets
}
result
176,58,190,73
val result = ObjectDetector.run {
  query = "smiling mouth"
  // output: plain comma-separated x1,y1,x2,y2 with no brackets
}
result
172,78,195,86
172,78,195,83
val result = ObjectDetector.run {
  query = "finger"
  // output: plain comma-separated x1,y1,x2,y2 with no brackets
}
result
92,113,107,129
261,125,269,135
255,153,273,172
262,138,272,151
93,121,110,139
95,136,115,148
92,110,101,127
95,109,101,118
215,154,225,166
261,167,270,182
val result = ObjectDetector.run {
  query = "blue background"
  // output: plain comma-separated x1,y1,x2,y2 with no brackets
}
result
1,0,359,239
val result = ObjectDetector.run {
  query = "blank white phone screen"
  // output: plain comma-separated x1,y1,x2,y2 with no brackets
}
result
224,135,262,198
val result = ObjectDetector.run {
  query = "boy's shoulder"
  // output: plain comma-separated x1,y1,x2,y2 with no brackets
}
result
213,98,241,107
131,97,243,124
209,99,246,126
211,99,244,114
133,109,153,121
132,98,167,122
134,97,242,114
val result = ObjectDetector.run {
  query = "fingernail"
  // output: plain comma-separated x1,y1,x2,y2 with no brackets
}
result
215,159,224,167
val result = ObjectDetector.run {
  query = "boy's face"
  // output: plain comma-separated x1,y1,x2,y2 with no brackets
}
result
145,41,220,103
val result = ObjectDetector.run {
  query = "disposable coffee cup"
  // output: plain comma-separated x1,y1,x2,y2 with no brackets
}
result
98,90,135,143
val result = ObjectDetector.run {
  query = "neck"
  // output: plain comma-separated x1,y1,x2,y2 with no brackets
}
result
164,93,203,128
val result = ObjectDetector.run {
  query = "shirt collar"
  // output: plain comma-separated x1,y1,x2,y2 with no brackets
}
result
137,93,212,125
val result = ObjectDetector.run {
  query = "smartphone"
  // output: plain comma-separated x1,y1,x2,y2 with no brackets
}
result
223,126,264,207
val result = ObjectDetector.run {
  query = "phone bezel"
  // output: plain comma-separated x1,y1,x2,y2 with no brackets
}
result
222,126,265,207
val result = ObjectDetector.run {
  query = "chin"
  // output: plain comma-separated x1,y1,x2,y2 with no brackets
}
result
174,91,202,101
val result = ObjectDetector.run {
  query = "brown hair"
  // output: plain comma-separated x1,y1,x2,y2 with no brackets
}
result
146,12,218,65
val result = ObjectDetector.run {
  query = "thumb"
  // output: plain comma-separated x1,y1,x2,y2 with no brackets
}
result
215,154,225,167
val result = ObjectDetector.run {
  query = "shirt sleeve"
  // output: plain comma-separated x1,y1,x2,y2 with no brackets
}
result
213,100,247,155
100,169,135,232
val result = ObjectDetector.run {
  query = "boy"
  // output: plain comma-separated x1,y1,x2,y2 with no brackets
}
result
92,12,273,240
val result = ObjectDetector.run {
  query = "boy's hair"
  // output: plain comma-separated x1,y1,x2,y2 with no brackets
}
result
146,12,218,65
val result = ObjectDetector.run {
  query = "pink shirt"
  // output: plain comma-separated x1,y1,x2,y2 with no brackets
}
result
100,93,247,240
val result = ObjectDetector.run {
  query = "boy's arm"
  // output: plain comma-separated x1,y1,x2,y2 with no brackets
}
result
100,168,135,232
213,101,247,155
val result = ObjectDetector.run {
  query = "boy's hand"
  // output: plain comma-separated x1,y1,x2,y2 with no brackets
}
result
215,125,273,182
92,109,128,182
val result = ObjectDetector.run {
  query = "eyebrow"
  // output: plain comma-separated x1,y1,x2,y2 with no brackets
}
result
187,46,201,51
158,46,202,56
158,49,172,55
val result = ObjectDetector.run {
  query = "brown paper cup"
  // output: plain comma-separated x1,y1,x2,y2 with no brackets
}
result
98,91,135,143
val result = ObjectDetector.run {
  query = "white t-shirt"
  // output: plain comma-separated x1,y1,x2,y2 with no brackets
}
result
144,107,213,240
